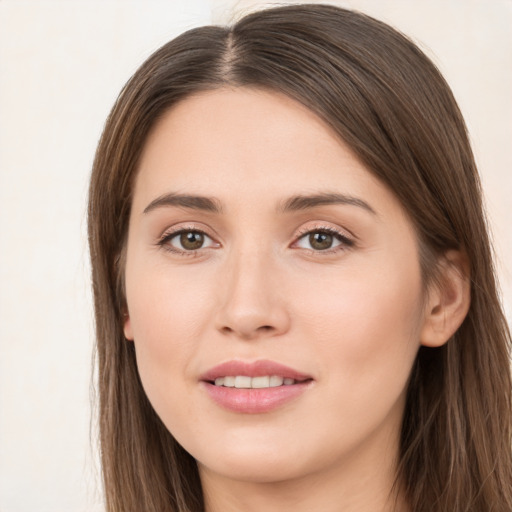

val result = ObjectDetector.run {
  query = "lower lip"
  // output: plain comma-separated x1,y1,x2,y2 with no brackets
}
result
202,381,312,414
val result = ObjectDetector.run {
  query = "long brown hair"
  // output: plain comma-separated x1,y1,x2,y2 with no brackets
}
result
88,4,512,511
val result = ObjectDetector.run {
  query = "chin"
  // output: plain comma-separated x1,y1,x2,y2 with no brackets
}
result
180,425,309,483
198,450,310,484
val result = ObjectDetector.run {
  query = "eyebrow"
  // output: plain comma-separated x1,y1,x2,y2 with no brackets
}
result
278,192,377,215
142,191,376,216
143,193,223,214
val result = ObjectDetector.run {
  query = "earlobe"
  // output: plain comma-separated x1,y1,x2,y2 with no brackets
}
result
420,250,471,348
123,313,134,341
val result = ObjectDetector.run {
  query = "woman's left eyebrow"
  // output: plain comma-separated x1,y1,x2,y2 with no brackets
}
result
278,192,377,216
143,193,223,214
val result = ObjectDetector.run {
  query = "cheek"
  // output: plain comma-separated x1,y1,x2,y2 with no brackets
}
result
292,255,423,390
126,255,215,339
124,262,216,408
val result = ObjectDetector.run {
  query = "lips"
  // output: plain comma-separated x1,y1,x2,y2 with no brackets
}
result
200,360,313,414
200,359,312,382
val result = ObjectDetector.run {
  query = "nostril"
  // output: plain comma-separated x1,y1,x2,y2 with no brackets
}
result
215,302,290,339
218,323,276,339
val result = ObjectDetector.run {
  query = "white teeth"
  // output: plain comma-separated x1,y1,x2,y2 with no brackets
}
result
223,376,236,387
269,375,284,386
234,376,252,388
251,376,270,388
213,375,296,388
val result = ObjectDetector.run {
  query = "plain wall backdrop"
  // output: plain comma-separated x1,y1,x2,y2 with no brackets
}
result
0,1,510,511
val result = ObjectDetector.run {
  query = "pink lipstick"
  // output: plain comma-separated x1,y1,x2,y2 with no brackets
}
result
200,360,313,414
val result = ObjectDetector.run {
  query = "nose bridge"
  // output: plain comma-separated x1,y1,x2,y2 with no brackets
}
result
215,241,289,339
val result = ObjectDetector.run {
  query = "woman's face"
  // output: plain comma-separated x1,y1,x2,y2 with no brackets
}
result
123,88,428,485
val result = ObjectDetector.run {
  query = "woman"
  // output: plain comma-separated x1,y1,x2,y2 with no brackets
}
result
88,4,512,511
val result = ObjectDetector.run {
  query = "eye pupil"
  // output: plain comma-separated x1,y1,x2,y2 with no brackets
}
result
180,231,204,250
309,232,333,250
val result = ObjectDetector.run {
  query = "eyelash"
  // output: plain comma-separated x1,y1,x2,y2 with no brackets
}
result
293,226,355,254
157,226,216,257
157,225,355,256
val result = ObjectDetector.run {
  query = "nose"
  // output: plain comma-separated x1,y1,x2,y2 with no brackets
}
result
214,248,291,340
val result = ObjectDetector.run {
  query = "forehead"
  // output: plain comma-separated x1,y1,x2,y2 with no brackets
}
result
133,87,402,220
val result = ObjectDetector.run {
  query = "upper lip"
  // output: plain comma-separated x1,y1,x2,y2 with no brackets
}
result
200,359,313,382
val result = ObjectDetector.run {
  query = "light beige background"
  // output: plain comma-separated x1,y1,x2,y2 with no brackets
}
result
0,1,510,511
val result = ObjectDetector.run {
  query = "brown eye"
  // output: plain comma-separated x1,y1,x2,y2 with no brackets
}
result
160,229,217,253
308,232,334,250
294,228,352,253
179,231,205,250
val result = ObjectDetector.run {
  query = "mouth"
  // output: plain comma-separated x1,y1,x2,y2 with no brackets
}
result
200,360,314,414
210,375,304,388
200,359,313,385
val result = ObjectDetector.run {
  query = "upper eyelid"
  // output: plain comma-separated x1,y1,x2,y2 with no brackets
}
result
159,223,216,240
293,223,355,241
160,228,212,240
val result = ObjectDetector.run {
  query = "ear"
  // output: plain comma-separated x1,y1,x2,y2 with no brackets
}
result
420,250,471,348
123,312,134,341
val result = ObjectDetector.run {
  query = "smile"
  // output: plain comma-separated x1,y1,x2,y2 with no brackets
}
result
213,376,297,388
200,360,314,413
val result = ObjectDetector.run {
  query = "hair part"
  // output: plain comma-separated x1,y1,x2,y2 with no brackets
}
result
88,4,512,511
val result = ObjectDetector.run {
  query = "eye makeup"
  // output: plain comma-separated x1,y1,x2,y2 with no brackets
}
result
155,221,356,259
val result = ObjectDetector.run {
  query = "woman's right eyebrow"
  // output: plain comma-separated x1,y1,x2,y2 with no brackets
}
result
143,193,223,214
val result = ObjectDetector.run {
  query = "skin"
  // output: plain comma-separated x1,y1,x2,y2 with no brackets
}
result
123,88,469,512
